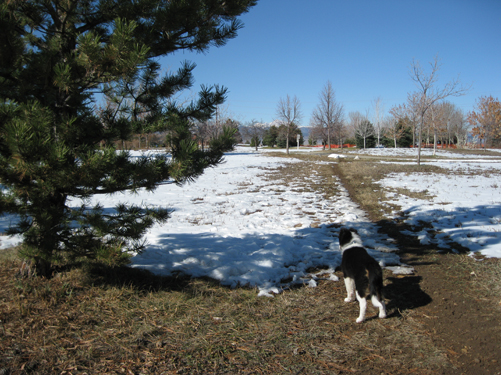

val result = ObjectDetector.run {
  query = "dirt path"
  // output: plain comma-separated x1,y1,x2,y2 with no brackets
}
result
267,153,501,374
320,154,501,375
378,219,501,375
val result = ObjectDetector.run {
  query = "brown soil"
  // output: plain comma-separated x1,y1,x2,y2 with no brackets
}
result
325,152,501,375
377,219,501,375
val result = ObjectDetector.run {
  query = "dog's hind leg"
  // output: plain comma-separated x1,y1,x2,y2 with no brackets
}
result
344,277,356,302
355,291,367,323
371,295,387,319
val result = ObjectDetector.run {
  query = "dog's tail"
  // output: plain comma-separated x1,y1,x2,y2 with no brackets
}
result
367,260,384,300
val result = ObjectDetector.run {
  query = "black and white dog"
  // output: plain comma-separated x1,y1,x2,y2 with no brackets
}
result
339,228,387,323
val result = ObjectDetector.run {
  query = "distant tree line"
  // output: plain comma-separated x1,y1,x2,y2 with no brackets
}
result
240,120,303,150
254,56,501,159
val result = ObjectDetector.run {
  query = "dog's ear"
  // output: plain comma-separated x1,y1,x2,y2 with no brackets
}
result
349,228,358,234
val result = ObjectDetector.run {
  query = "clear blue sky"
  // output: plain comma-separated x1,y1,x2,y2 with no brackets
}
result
163,0,501,125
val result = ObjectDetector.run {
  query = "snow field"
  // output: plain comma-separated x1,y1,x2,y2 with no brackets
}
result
2,146,500,295
377,159,501,257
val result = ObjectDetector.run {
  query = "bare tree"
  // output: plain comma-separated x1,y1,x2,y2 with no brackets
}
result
372,96,385,146
445,104,465,147
405,93,421,147
408,56,471,164
276,95,302,154
430,101,459,154
309,117,326,149
334,119,348,149
355,119,375,149
349,111,374,149
387,106,410,148
241,120,268,150
311,81,344,150
453,109,469,148
192,108,241,151
345,111,363,140
384,116,397,148
348,111,366,141
192,120,211,150
211,103,233,139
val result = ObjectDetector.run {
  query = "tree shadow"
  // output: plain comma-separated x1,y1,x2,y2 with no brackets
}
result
6,198,500,317
385,203,501,255
83,218,434,320
373,206,501,317
81,260,197,293
81,226,344,294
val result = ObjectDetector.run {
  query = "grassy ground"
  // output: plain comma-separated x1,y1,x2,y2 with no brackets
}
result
1,149,501,374
0,249,447,374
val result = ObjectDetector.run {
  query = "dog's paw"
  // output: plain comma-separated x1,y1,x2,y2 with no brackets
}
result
379,312,387,319
356,317,365,323
344,297,355,303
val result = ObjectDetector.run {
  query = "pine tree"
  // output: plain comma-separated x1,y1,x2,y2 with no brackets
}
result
276,123,302,148
262,125,279,147
0,0,257,276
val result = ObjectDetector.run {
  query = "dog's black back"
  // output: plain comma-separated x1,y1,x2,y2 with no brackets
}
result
338,227,386,322
341,245,384,301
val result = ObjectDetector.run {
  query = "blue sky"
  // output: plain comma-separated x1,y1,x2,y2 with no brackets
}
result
163,0,501,125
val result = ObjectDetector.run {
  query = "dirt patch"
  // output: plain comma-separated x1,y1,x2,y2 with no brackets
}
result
330,154,501,375
283,152,501,374
379,220,501,375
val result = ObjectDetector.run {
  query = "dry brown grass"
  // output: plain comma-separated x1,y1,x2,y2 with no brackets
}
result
0,251,447,374
328,159,443,222
441,252,501,311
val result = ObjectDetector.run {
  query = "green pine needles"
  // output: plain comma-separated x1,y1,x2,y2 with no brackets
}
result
0,0,257,276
